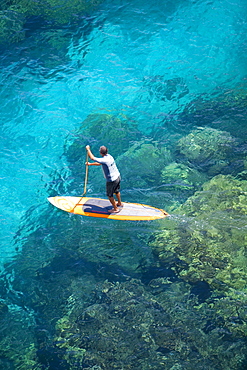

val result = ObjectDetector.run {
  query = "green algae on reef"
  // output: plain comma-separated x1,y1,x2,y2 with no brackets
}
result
10,0,102,24
150,174,247,298
2,259,247,369
161,162,208,192
0,0,103,45
0,302,41,369
52,279,247,369
0,9,25,44
117,140,172,189
65,113,141,164
176,127,238,176
141,75,189,103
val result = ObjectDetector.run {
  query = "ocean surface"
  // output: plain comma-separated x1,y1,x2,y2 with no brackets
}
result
1,0,247,368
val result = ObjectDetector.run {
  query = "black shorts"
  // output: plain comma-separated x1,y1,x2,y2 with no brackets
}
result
106,176,121,197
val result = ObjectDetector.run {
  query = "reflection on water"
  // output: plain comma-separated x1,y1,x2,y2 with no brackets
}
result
1,0,247,368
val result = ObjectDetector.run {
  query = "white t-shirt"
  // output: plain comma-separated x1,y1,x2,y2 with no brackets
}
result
94,154,120,182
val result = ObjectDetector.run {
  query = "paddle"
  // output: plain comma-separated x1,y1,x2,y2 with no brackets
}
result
71,150,89,213
82,151,89,196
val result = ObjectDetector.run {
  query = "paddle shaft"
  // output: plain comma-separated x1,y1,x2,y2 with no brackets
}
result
71,151,88,213
83,151,89,196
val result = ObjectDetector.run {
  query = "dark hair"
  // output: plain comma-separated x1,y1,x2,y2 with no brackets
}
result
99,146,108,155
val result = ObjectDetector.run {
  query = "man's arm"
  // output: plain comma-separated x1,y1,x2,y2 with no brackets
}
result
86,162,101,166
85,145,101,166
86,145,95,161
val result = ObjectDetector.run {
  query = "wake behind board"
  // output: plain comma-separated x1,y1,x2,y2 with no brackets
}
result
48,196,169,221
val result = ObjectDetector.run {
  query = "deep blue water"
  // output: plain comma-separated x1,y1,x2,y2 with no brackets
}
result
1,0,247,368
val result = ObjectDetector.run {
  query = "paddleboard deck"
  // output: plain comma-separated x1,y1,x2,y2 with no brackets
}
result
48,196,169,221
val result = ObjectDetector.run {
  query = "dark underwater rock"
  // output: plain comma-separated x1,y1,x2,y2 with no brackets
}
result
52,279,247,369
0,9,25,44
0,303,40,369
3,200,247,369
0,300,8,315
65,113,141,160
180,87,247,139
0,0,104,45
142,75,189,103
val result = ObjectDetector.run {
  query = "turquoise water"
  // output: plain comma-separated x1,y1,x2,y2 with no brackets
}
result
1,0,247,368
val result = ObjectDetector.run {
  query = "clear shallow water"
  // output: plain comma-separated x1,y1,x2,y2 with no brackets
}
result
1,0,246,267
0,0,247,367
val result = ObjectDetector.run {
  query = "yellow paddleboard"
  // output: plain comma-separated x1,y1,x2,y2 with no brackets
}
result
48,196,169,221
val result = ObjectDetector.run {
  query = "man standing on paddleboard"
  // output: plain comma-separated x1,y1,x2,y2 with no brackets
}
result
85,145,123,213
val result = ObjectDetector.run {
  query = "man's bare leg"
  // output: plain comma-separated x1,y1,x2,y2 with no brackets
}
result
108,196,119,213
115,192,123,207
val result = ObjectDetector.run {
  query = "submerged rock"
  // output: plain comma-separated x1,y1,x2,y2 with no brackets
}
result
142,75,189,102
180,87,247,139
0,303,40,369
65,113,141,160
10,0,103,25
0,9,25,44
0,0,103,45
64,113,141,189
2,189,247,369
150,175,247,298
52,279,247,369
117,140,172,189
0,300,8,315
161,162,208,192
177,127,238,176
27,29,72,69
35,0,102,25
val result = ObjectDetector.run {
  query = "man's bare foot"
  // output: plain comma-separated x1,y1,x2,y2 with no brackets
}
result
116,203,123,207
108,208,120,213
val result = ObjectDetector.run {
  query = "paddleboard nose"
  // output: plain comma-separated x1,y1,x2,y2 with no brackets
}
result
47,197,76,212
47,197,56,207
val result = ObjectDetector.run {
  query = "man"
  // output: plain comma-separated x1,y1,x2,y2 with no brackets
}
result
85,145,123,213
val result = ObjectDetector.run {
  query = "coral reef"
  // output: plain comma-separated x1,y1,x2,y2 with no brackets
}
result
0,302,41,369
161,162,208,192
26,29,72,69
33,0,102,25
150,174,247,299
0,0,103,45
176,127,238,176
65,113,141,161
54,315,86,369
63,113,142,194
0,9,25,44
117,140,173,189
179,86,247,138
11,0,103,25
52,278,247,369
